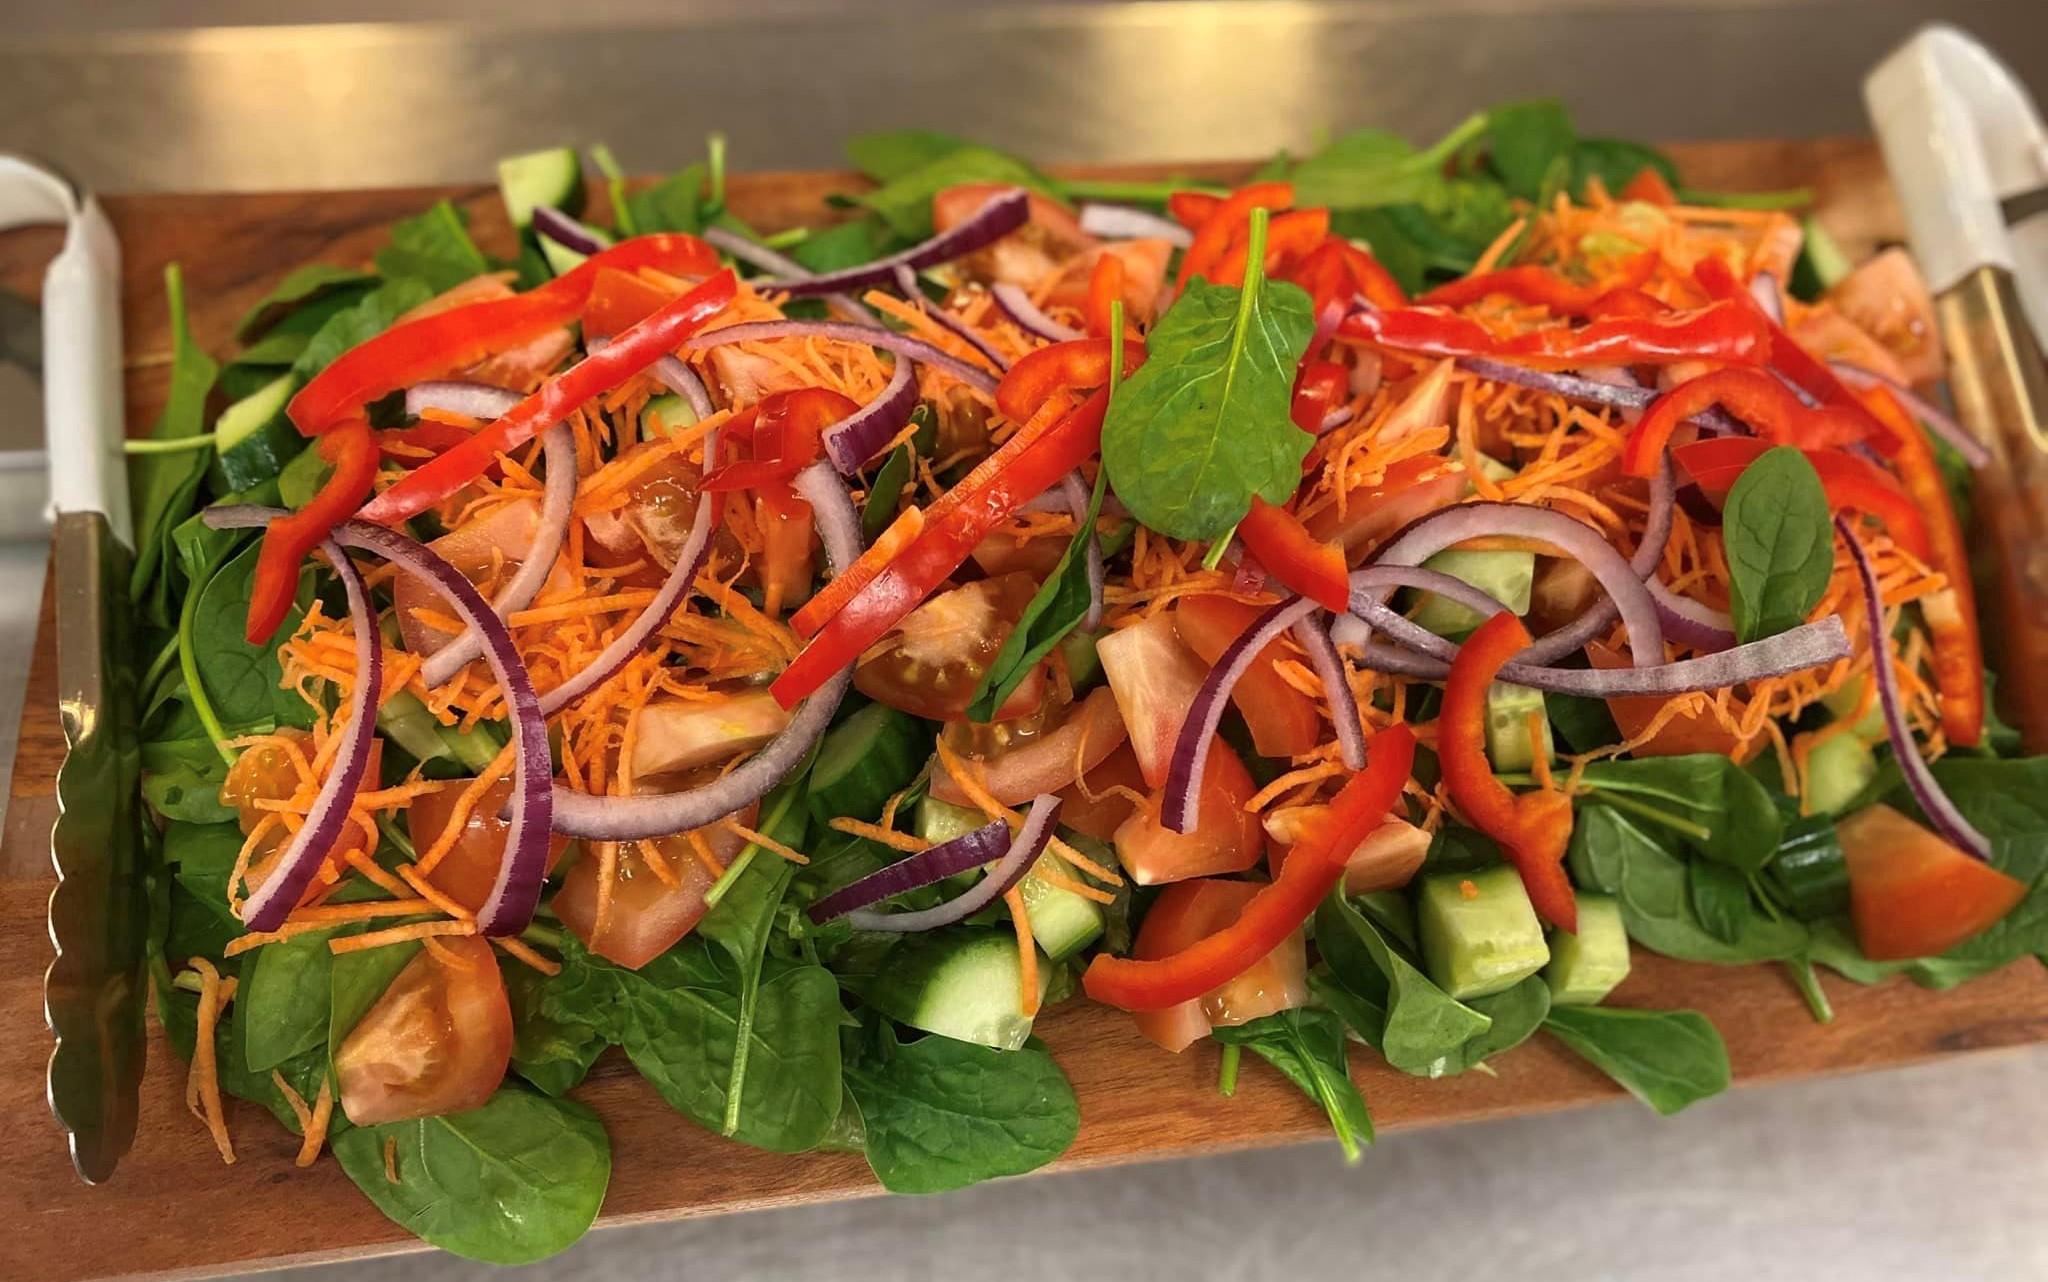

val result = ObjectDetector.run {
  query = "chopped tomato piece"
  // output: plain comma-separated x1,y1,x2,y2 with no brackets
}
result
1055,742,1149,842
1264,809,1429,896
1096,612,1212,790
630,692,793,781
1113,736,1263,885
1825,247,1944,385
1173,593,1322,759
406,778,569,914
1304,454,1470,558
552,804,756,969
854,574,1048,722
930,685,1129,808
1840,804,2025,961
1128,879,1310,1053
334,936,512,1125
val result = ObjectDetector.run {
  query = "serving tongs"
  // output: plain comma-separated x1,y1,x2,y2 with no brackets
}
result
0,155,145,1183
1867,26,2048,752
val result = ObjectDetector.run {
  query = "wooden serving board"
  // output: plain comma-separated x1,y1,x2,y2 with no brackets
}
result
4,139,2046,1282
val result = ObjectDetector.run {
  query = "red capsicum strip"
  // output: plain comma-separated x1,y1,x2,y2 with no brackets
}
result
992,337,1147,424
1439,612,1578,932
1212,208,1330,287
1085,253,1126,339
1858,384,1985,747
1621,366,1870,477
771,388,1112,707
701,388,862,492
358,268,738,525
1290,360,1348,433
1673,437,1932,562
1082,722,1416,1011
1177,181,1294,288
287,234,721,435
245,419,379,643
1338,297,1768,369
1419,252,1658,316
1238,497,1350,612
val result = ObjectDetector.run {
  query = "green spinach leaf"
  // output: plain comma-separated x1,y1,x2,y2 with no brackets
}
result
844,1028,1079,1194
1487,99,1576,200
187,540,311,732
1569,805,1807,964
234,263,378,342
1723,446,1833,644
626,164,708,236
1543,1005,1731,1116
1574,754,1783,872
858,144,1061,240
1571,139,1679,198
128,264,220,615
1315,893,1491,1078
291,277,437,382
240,927,340,1072
1687,859,1755,947
1102,225,1315,539
1212,1009,1374,1159
505,957,611,1098
141,737,236,824
965,468,1108,722
846,130,972,183
333,1086,610,1265
375,200,490,293
1290,114,1490,212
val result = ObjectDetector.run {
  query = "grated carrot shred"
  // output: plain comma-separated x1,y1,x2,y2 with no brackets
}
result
329,920,476,954
185,959,236,1165
1004,885,1041,1017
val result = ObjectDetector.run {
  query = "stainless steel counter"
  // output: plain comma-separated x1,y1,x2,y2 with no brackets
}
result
1,4,2044,1279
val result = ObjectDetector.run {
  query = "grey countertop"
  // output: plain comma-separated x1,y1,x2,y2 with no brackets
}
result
2,3,2044,1278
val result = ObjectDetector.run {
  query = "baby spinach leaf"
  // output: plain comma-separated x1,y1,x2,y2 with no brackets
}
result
858,144,1061,240
240,927,340,1072
846,129,972,183
141,738,236,824
844,1028,1079,1194
187,540,310,732
234,263,377,342
291,277,437,381
333,1086,610,1265
1687,859,1755,947
1102,252,1315,539
965,470,1107,721
860,443,915,542
790,217,895,274
1315,893,1491,1078
1723,447,1833,644
1212,1009,1374,1160
505,959,611,1098
625,164,708,236
1290,114,1491,212
1571,139,1678,198
1574,754,1783,873
1458,976,1554,1068
1568,805,1807,964
1486,99,1576,201
128,264,220,617
1543,1005,1731,1116
375,200,490,294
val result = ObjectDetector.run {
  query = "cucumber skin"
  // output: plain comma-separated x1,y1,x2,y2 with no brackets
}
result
863,929,1045,1051
807,702,932,829
1544,893,1630,1006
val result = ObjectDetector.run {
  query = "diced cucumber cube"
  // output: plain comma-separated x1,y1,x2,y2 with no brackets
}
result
1485,681,1553,774
1544,892,1630,1006
1804,733,1877,817
1417,865,1551,1000
1411,548,1534,638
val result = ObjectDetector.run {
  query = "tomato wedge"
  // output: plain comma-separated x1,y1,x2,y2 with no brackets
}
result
554,812,756,969
1840,804,2025,961
334,936,512,1125
1128,879,1310,1053
1096,612,1211,790
929,686,1129,808
1113,735,1264,885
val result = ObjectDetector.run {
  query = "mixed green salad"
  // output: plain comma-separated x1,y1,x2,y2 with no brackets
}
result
128,100,2048,1264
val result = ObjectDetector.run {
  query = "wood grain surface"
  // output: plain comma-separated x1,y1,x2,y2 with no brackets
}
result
4,139,2045,1282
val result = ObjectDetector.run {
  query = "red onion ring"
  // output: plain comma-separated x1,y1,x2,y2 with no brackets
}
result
1839,519,1990,859
700,224,880,327
1457,358,1743,435
895,264,1013,372
1514,455,1676,666
1293,614,1365,770
842,795,1062,933
990,283,1081,343
421,422,577,689
404,381,522,421
685,318,999,396
764,187,1030,298
1828,361,1991,469
1077,203,1193,249
1749,271,1786,326
232,540,382,932
651,354,716,420
807,816,1010,923
1056,470,1106,631
204,505,556,935
1164,597,1319,833
821,355,919,474
532,205,606,258
1648,578,1737,652
1366,501,1666,665
545,462,863,840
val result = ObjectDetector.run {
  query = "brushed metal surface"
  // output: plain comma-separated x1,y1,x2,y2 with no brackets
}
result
1,0,2044,193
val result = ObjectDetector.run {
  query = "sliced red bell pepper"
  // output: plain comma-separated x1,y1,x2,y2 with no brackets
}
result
1177,181,1294,288
993,337,1147,424
1620,168,1680,206
701,388,861,492
1085,253,1126,340
1339,244,1409,312
1213,208,1329,287
1673,436,1932,561
359,269,738,526
1168,190,1223,230
1438,612,1577,932
771,388,1110,707
1858,385,1985,747
1290,360,1348,434
246,418,379,643
1585,287,1667,319
1081,721,1416,1011
1339,298,1768,370
1621,366,1870,478
376,419,480,461
1420,253,1658,317
1238,497,1350,612
288,234,721,436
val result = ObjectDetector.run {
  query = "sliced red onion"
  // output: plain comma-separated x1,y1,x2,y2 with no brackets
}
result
1514,454,1676,665
404,381,522,421
766,187,1030,298
1318,405,1356,435
1457,358,1743,435
822,355,919,474
1349,617,1851,697
203,505,556,935
686,318,998,396
1648,578,1737,652
545,462,863,840
1164,597,1320,833
807,816,1009,923
1057,470,1106,631
1229,544,1269,595
1366,501,1665,664
896,264,1012,372
651,354,716,420
842,795,1062,932
421,423,577,689
1828,361,1991,469
232,541,381,932
1078,203,1193,249
700,224,881,328
1293,614,1365,770
1749,271,1786,326
532,205,607,257
1839,520,1990,860
990,282,1081,343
